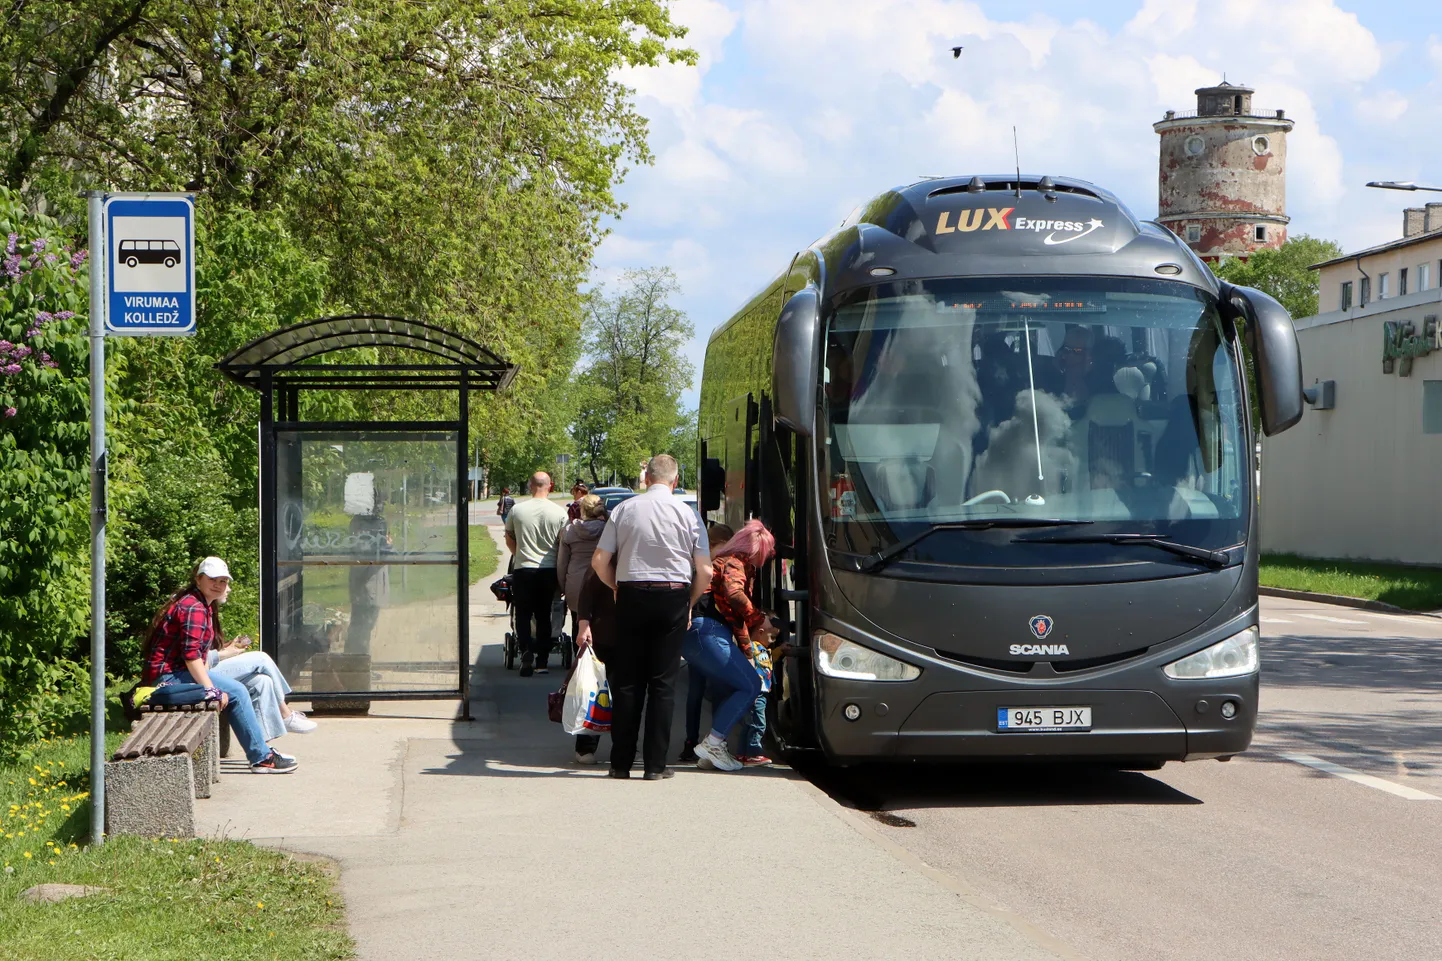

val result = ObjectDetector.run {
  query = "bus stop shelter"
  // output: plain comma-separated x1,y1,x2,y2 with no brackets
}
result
217,315,516,718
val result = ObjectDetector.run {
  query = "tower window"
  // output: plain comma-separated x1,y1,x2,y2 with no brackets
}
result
1252,135,1270,155
1184,135,1205,157
1234,94,1243,113
1185,224,1201,243
1254,225,1267,242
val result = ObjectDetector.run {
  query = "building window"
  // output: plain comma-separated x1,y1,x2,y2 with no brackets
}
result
1401,267,1409,296
1254,225,1267,242
1379,272,1390,299
1425,381,1442,435
1252,135,1270,155
1185,224,1201,243
1184,135,1205,157
1360,276,1370,306
1341,281,1353,310
1419,264,1431,291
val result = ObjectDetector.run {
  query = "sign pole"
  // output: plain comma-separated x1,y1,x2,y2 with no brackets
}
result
86,191,107,845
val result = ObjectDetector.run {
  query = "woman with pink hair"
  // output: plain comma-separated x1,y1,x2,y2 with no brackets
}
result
684,519,779,772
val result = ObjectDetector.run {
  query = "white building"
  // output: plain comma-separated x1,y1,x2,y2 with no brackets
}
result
1260,204,1442,564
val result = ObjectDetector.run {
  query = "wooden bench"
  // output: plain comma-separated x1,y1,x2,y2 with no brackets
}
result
105,702,222,839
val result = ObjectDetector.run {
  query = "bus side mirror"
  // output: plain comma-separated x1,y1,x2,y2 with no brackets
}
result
1223,283,1304,436
772,288,821,436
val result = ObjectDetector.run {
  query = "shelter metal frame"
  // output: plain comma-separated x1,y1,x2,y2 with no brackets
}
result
217,315,517,719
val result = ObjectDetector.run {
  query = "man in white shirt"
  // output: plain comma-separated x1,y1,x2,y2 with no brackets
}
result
592,454,711,779
504,471,569,676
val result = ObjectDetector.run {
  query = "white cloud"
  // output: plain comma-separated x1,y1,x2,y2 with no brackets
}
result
603,1,1423,404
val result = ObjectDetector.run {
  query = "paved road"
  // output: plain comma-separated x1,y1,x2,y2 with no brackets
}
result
799,595,1442,961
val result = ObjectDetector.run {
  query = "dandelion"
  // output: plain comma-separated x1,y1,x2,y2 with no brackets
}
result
23,852,31,859
256,901,264,909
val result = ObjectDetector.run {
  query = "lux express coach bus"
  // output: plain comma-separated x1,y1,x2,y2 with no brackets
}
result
696,175,1304,768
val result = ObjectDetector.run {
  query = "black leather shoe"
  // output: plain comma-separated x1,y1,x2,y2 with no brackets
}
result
643,769,675,780
607,768,630,779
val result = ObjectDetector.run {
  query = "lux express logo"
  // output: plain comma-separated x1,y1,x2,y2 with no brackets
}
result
934,208,1104,245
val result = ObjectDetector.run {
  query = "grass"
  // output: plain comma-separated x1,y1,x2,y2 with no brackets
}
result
0,735,352,961
296,524,499,611
1260,553,1442,612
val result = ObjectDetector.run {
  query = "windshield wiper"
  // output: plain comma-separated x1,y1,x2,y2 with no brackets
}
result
853,519,1092,573
1011,532,1234,568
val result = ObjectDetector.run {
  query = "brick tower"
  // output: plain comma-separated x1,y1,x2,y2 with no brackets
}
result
1153,82,1293,262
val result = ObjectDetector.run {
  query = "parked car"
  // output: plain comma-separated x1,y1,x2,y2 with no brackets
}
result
600,490,636,513
589,486,631,497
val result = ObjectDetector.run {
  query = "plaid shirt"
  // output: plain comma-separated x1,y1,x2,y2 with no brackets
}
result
143,590,217,683
710,555,767,656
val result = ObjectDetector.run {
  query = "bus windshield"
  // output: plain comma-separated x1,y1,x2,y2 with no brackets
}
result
821,276,1247,567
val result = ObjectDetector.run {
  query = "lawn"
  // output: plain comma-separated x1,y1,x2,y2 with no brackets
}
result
295,524,499,611
1260,553,1442,612
0,735,352,961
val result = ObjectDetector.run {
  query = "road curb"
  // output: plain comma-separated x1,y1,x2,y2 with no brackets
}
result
1258,586,1442,617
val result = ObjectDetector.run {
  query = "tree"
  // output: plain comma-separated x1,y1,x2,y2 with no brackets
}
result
572,268,695,484
1211,235,1344,320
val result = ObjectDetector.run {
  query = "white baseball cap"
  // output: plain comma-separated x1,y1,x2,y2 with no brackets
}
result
197,557,231,580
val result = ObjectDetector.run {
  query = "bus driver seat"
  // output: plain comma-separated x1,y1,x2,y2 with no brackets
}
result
1076,392,1140,490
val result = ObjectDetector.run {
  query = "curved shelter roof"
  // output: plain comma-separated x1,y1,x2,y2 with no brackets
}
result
216,314,517,391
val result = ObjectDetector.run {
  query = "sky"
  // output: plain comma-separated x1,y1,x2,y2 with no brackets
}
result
594,0,1442,406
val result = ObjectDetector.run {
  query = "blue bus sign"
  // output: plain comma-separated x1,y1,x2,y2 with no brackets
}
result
104,193,195,336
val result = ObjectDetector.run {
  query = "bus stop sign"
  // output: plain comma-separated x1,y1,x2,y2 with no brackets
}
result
104,193,195,336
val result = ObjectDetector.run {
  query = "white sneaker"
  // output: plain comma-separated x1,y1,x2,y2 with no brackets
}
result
575,752,596,765
285,712,318,733
693,739,742,772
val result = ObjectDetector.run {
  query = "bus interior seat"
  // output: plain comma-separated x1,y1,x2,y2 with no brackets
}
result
1076,392,1141,489
868,458,935,511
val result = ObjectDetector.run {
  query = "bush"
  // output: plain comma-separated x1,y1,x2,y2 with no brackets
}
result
0,188,92,760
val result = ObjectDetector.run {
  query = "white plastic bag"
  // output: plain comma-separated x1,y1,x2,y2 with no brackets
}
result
562,647,612,735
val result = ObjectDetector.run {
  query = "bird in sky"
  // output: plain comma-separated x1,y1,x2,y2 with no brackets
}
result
952,46,964,58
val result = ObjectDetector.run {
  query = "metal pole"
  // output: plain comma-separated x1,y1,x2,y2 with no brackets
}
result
86,191,106,844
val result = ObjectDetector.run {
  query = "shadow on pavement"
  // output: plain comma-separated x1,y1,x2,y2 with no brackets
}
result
1261,630,1442,693
795,759,1203,811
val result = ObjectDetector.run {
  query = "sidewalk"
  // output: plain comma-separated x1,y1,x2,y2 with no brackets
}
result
198,529,1068,960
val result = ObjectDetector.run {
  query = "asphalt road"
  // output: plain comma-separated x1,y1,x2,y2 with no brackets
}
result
798,595,1442,961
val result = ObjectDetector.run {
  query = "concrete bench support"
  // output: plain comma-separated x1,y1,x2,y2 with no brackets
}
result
104,755,195,839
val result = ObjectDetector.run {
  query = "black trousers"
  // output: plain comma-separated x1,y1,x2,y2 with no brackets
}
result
609,583,690,775
511,567,557,664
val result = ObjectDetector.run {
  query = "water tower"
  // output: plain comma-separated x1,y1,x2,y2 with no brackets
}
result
1153,82,1292,262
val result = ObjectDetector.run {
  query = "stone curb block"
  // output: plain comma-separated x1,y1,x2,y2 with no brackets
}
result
1258,585,1442,617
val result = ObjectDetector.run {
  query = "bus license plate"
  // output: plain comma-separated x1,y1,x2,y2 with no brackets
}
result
997,706,1091,732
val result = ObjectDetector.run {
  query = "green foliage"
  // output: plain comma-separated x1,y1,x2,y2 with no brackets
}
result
0,2,697,758
572,268,695,484
0,190,93,758
1210,235,1345,319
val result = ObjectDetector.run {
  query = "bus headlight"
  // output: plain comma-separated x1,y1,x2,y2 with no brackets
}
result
1162,627,1259,679
815,631,921,681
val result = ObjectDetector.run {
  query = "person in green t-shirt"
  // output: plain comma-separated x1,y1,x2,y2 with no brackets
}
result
503,471,569,675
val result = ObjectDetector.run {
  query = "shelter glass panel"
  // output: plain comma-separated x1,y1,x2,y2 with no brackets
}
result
274,430,461,697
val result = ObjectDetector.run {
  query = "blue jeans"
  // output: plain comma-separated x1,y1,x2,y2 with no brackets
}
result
685,669,722,745
157,670,270,765
741,692,767,755
682,617,762,742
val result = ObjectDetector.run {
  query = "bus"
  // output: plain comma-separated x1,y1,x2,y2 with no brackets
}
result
696,175,1303,767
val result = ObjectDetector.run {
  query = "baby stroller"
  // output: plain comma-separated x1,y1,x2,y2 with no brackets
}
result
491,574,573,671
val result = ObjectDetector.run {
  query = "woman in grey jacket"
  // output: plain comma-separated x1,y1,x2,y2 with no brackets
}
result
555,494,607,642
